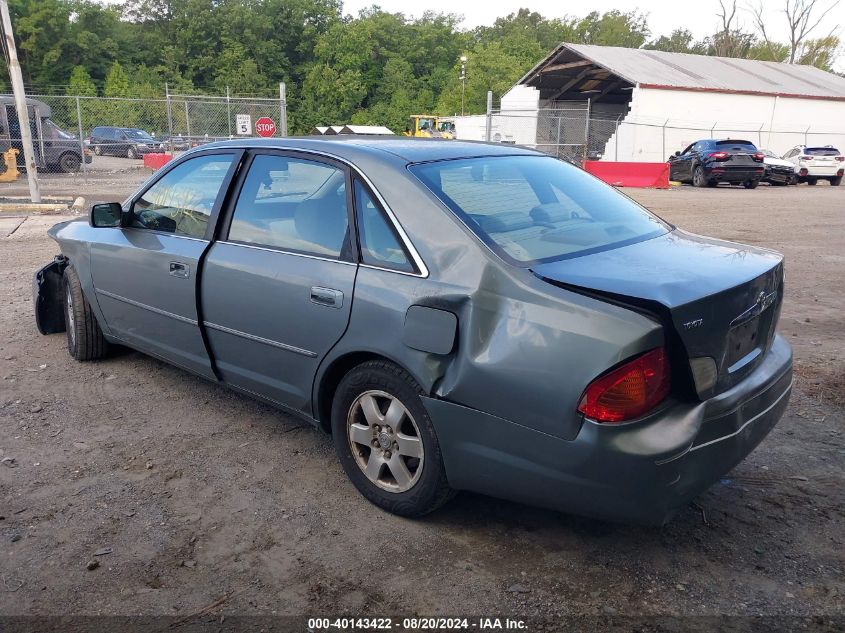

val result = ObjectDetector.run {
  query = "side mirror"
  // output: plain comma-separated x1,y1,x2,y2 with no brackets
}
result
90,202,123,228
674,151,681,157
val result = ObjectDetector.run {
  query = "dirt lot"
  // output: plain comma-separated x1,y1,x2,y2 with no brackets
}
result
0,173,843,628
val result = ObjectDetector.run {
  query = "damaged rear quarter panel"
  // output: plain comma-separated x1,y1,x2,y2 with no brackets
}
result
319,168,665,441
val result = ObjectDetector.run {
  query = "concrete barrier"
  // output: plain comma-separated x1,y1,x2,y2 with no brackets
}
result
143,153,173,170
584,161,670,189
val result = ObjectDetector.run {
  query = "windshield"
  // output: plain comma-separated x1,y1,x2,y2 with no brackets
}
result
124,129,153,140
805,147,840,156
409,155,669,265
715,140,757,152
43,119,75,140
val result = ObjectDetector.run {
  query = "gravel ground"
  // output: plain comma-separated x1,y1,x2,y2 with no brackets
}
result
0,174,843,628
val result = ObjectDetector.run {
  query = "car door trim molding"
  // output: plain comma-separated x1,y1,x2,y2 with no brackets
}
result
217,240,358,266
202,320,318,358
95,289,198,326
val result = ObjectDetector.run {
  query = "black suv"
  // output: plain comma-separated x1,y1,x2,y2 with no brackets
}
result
669,139,765,188
89,126,162,159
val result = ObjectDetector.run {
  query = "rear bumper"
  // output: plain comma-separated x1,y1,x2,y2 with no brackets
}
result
704,165,764,182
799,164,842,177
425,334,792,524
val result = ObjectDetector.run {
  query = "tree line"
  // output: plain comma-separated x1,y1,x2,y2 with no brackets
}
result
5,1,842,134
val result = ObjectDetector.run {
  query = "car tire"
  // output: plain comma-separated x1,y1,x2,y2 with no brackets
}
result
93,145,102,156
127,147,138,159
331,361,454,517
63,266,109,361
807,178,818,186
744,180,759,189
692,166,707,187
58,152,81,173
831,176,842,186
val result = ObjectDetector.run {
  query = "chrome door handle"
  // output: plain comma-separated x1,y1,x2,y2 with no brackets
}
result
310,286,343,308
169,261,190,278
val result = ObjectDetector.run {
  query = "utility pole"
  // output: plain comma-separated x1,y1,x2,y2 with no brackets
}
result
279,82,288,137
459,55,467,116
0,0,40,201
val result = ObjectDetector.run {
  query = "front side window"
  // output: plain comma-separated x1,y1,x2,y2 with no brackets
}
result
228,154,350,259
409,155,669,265
132,154,234,238
353,179,414,273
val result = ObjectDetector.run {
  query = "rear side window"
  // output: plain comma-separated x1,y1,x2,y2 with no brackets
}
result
715,140,757,151
805,147,840,155
353,179,414,273
409,155,668,265
228,154,350,259
132,154,234,238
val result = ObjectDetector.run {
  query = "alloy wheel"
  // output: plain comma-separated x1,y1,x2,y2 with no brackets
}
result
347,390,424,493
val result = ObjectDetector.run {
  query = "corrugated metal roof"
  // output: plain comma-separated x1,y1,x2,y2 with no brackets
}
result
521,43,845,100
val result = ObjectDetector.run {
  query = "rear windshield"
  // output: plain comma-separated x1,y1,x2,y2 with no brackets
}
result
715,140,757,151
409,155,669,266
805,147,840,156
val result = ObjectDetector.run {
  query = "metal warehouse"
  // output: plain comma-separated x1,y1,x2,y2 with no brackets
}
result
478,43,845,162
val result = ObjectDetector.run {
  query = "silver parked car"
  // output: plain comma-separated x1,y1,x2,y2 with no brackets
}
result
34,138,792,523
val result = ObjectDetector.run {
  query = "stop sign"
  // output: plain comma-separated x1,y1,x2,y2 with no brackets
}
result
255,117,277,137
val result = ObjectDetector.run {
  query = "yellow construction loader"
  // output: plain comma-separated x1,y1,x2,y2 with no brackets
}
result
405,115,455,139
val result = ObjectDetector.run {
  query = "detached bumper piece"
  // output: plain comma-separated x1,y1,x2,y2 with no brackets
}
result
33,255,68,335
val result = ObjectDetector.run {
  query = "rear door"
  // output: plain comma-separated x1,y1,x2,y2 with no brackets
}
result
201,151,358,412
89,151,241,378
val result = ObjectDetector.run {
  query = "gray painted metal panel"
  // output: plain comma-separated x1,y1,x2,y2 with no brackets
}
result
521,43,845,99
201,241,356,412
88,227,213,378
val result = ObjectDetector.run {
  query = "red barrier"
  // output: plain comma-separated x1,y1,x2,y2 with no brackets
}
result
143,153,173,170
583,161,670,189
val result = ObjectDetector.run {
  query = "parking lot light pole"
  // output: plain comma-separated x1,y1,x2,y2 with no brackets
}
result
0,0,40,202
459,56,467,115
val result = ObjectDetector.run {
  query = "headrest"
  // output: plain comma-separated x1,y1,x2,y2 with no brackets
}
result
530,203,573,224
473,211,533,233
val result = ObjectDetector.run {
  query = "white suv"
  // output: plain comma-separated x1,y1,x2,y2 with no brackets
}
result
782,145,844,186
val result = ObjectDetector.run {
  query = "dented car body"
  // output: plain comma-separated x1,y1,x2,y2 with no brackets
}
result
35,138,792,523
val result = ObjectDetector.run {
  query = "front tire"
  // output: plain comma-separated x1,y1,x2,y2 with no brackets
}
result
127,146,138,159
58,152,81,173
93,145,102,156
63,266,108,361
331,361,453,517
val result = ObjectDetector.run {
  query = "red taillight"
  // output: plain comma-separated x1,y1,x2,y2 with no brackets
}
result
708,151,729,161
800,155,813,160
577,348,671,423
835,156,845,162
753,152,765,162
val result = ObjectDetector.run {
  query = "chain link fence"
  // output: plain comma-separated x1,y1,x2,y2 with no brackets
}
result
0,91,287,197
455,105,845,165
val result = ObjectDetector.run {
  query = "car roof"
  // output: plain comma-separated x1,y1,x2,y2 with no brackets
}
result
198,136,542,164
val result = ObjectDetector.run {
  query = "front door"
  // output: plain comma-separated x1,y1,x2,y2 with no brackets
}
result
89,152,240,378
201,151,358,413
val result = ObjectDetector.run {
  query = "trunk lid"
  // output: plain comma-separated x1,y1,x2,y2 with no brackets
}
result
532,230,784,399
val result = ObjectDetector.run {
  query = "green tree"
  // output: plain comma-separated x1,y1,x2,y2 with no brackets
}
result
67,66,97,96
103,61,131,98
